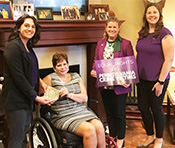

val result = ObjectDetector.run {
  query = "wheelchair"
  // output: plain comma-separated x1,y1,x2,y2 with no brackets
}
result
28,105,118,148
29,104,83,148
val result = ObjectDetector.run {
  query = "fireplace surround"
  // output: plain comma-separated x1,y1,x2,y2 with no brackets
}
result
0,19,125,122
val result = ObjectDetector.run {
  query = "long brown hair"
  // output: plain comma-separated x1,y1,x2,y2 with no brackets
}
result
8,14,40,46
139,3,164,39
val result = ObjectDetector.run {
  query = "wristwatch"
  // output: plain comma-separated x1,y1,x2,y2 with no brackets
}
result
157,79,165,85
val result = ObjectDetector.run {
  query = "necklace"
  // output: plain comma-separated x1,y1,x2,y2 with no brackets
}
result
108,42,114,47
103,41,115,59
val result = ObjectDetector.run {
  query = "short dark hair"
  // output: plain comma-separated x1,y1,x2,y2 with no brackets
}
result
8,14,40,46
52,52,69,68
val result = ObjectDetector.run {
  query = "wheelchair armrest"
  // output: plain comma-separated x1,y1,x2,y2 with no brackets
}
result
46,106,59,115
88,99,99,104
40,105,59,122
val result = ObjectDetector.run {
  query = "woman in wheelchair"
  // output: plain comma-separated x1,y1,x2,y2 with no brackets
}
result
43,52,106,148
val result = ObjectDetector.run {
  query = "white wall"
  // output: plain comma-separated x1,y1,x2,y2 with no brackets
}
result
33,45,87,85
162,0,175,89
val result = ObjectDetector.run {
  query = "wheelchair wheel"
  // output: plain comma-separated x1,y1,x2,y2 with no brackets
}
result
29,117,59,148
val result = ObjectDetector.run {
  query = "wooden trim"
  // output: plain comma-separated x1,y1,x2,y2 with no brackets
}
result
0,20,106,48
170,67,175,72
0,20,125,49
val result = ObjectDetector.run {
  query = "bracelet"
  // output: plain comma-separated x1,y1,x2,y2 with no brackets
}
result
70,93,73,99
157,79,165,85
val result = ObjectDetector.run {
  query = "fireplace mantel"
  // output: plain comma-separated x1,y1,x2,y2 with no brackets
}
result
0,19,124,122
0,20,108,49
0,20,125,49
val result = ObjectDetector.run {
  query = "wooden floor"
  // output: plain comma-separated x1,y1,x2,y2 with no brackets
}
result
124,119,175,148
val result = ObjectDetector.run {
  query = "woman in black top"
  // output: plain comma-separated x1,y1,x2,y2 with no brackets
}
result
0,14,50,148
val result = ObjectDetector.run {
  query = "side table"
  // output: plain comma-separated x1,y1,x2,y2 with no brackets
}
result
166,88,175,144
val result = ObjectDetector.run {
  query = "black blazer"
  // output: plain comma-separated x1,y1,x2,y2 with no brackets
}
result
0,37,39,111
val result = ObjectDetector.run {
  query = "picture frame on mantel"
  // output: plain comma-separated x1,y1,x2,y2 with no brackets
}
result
36,7,53,20
85,12,95,20
89,4,109,20
0,1,13,19
61,5,80,20
98,12,109,21
13,3,34,20
10,0,88,15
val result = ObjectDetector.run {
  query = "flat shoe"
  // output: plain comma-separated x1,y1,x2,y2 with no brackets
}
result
160,140,164,148
161,140,164,148
137,140,155,148
152,140,164,148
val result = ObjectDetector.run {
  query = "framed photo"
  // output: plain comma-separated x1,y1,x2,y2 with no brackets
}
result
36,7,53,20
11,0,88,14
13,4,34,20
13,3,22,20
21,4,34,16
85,12,95,20
89,4,109,20
0,1,13,19
61,5,80,20
98,12,109,21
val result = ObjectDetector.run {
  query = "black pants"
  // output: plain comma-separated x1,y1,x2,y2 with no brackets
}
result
101,89,127,139
6,109,32,148
137,79,169,138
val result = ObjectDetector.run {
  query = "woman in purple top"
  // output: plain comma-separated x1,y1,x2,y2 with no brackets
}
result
136,4,175,148
91,17,134,148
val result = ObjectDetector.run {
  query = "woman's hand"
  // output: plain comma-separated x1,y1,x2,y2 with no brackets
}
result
90,70,97,78
39,78,48,94
59,87,69,97
152,82,164,97
35,96,50,105
121,83,130,88
47,99,57,106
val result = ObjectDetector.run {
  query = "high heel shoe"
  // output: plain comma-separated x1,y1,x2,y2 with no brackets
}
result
137,140,155,148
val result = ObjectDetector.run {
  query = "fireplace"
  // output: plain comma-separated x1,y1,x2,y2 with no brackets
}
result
0,20,108,122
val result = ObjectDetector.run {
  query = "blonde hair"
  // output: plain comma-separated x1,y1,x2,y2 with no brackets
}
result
103,17,120,38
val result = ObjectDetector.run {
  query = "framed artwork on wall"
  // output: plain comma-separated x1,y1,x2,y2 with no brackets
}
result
89,4,109,20
61,5,80,20
0,1,13,19
36,7,53,20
